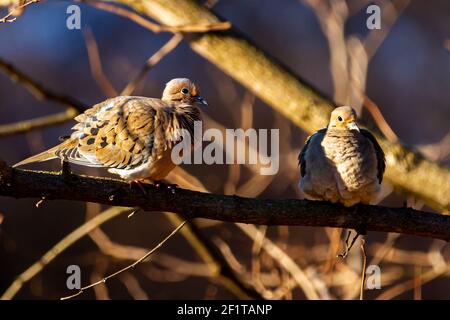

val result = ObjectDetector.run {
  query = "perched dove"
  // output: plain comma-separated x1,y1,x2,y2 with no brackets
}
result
298,106,385,207
14,78,207,183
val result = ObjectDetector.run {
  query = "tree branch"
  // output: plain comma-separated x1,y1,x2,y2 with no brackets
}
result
0,160,448,241
0,57,86,112
0,108,78,137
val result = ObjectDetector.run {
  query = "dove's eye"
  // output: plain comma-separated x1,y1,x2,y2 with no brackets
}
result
337,116,343,122
181,88,189,95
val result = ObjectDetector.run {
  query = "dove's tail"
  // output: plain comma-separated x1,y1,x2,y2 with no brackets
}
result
13,139,77,168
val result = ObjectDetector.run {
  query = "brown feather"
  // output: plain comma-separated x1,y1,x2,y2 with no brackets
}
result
13,139,78,168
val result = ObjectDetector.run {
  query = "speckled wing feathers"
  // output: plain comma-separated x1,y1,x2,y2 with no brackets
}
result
58,96,193,171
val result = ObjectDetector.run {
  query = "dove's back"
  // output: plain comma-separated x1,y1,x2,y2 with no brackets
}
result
13,95,201,182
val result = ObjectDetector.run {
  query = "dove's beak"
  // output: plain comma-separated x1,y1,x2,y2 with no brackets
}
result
347,121,360,132
195,96,208,106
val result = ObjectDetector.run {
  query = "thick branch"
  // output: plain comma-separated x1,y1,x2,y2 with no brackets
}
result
110,0,450,211
0,161,448,241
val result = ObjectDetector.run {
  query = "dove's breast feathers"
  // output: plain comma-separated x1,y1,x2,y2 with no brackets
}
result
299,128,385,207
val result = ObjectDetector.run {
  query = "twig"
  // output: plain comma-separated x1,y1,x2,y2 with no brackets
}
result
0,0,39,23
165,213,262,299
84,0,231,33
83,28,118,97
0,58,86,111
303,0,349,104
369,243,440,267
250,226,268,296
90,256,111,299
322,228,342,274
376,263,450,300
0,108,78,137
60,220,187,300
119,272,149,300
413,265,422,300
0,206,132,300
369,233,400,266
237,223,320,300
120,34,183,96
359,237,367,300
363,95,399,142
84,210,213,279
364,0,410,60
0,58,85,136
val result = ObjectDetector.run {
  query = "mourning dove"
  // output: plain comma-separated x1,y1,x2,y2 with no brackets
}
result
14,78,207,184
298,106,385,207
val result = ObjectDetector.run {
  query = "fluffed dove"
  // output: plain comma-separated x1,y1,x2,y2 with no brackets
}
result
14,78,207,184
298,106,385,207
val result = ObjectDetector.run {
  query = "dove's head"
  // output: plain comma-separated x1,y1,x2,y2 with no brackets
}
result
162,78,208,106
328,106,359,132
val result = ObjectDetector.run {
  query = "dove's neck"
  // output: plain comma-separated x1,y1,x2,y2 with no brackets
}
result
174,103,201,120
170,103,202,138
326,127,360,138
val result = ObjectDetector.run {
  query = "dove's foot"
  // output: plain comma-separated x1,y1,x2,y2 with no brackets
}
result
60,159,72,176
154,181,178,194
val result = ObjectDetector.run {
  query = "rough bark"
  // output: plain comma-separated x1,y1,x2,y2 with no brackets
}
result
0,160,449,241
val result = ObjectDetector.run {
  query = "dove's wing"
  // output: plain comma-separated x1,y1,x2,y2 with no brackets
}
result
360,129,385,183
298,128,327,177
59,96,183,170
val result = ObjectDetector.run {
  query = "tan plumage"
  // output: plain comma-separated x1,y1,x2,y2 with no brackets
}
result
298,106,385,207
14,78,207,182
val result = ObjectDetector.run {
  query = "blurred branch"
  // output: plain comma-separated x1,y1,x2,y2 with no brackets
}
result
444,39,450,51
121,34,183,96
83,28,118,98
61,219,187,300
119,272,149,300
0,161,449,241
164,213,263,299
0,108,78,137
376,263,450,300
238,223,320,300
363,0,410,60
303,0,349,104
362,95,399,142
84,0,231,33
0,0,38,23
0,206,132,300
0,58,86,135
0,58,86,111
359,238,367,300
